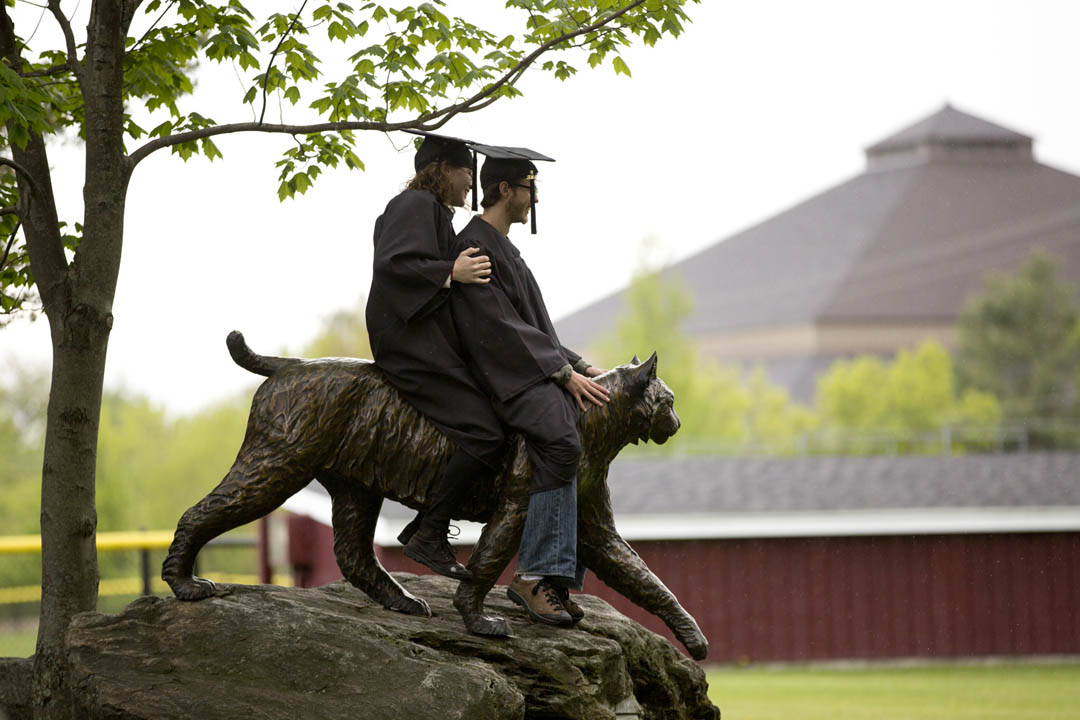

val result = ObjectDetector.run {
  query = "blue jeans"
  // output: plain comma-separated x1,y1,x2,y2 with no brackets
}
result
517,476,586,590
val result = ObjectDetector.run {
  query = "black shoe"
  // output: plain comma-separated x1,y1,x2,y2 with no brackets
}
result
403,525,471,580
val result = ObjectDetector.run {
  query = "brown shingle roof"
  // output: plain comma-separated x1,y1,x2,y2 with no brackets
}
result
556,107,1080,365
603,452,1080,515
865,103,1032,155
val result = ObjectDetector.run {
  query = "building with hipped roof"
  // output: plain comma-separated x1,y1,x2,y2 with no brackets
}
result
555,104,1080,400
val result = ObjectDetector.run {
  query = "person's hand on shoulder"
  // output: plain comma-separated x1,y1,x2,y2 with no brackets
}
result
561,371,609,412
453,247,491,284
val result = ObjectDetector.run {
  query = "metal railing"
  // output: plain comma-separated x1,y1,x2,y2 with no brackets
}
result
0,530,284,606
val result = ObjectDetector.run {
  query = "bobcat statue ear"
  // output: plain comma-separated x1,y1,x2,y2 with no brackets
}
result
634,352,658,381
630,354,641,365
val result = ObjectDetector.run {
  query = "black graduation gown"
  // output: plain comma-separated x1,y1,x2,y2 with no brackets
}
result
365,190,505,469
450,217,583,492
450,217,582,402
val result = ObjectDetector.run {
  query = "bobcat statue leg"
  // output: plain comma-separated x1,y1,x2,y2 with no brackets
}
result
163,458,309,600
325,480,431,617
453,490,530,637
579,523,709,660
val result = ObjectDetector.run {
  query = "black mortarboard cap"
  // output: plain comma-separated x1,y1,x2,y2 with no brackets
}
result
404,131,554,231
474,145,554,234
409,130,474,174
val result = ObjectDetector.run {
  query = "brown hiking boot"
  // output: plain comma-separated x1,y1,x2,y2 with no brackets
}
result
403,525,471,580
507,576,573,627
556,586,585,624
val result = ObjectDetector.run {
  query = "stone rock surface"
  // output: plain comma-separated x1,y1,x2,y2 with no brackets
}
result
61,574,720,719
0,657,32,719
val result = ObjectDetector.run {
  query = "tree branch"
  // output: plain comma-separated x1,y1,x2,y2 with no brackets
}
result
260,0,309,125
129,119,397,167
47,0,83,84
0,156,40,197
127,0,176,55
0,207,18,216
413,0,648,126
0,218,20,272
128,0,650,169
121,0,145,37
17,62,68,77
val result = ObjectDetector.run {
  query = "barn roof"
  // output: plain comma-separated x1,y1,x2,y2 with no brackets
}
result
284,452,1080,542
603,451,1080,515
554,105,1080,354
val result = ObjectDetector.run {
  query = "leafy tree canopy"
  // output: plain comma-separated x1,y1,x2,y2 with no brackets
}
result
0,0,693,317
814,339,1002,453
955,250,1080,421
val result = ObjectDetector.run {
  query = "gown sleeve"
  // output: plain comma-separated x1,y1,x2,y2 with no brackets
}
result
452,282,572,402
372,191,455,323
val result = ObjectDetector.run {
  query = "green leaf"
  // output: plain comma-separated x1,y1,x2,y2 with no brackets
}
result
201,138,223,161
612,55,631,77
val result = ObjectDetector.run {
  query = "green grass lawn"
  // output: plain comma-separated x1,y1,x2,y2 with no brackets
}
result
706,663,1080,720
0,624,37,658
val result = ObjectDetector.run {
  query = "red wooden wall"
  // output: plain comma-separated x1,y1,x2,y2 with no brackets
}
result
286,515,1080,663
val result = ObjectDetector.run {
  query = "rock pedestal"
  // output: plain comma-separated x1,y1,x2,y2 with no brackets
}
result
3,574,720,719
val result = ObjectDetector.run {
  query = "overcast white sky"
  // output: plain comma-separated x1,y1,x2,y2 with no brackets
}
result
3,0,1080,415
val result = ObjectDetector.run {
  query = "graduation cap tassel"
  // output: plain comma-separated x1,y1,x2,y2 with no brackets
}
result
471,152,478,212
530,183,537,234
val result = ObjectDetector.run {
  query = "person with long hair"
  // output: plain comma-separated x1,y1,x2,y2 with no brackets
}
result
365,135,503,579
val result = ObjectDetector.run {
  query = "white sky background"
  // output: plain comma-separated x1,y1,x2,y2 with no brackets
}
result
2,0,1080,416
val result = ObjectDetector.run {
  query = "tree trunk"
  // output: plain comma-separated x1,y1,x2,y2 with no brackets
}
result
29,2,129,717
32,321,109,717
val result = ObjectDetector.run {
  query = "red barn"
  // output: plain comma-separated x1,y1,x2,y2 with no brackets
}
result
282,452,1080,663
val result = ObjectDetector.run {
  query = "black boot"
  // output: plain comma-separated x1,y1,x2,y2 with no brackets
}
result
402,451,489,580
403,523,471,580
397,512,424,545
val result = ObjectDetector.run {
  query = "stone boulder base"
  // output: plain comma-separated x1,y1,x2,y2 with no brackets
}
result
63,574,720,720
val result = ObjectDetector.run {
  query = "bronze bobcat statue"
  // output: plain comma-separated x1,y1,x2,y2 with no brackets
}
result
162,332,708,660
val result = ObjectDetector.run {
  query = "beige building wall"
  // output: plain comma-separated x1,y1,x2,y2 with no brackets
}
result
695,322,959,365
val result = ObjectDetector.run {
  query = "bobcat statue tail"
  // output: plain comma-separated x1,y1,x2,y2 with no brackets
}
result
226,331,302,377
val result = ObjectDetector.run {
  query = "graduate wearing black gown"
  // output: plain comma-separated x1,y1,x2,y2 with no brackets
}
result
448,154,610,626
449,215,589,491
366,135,504,580
366,189,505,467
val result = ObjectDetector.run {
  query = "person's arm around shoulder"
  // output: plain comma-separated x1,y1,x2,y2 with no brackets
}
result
449,247,492,286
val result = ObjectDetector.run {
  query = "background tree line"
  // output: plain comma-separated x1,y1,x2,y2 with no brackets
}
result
596,247,1079,455
0,307,368,618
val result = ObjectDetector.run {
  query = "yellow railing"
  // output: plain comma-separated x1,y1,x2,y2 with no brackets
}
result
0,531,286,605
0,530,176,555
